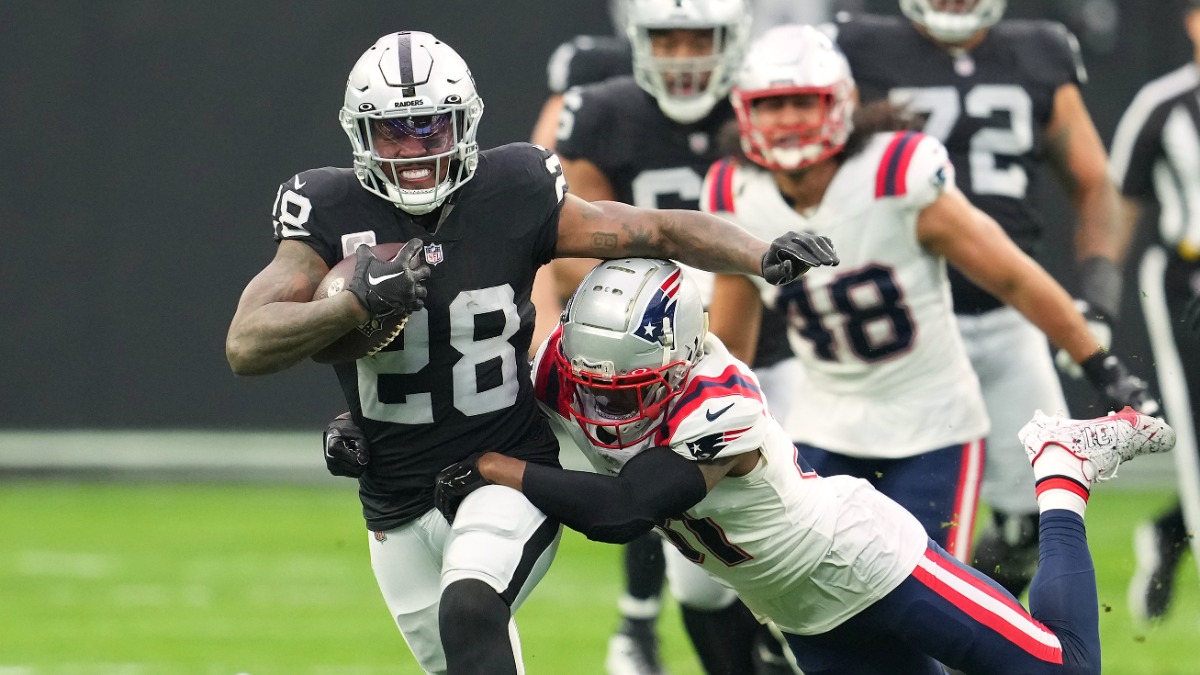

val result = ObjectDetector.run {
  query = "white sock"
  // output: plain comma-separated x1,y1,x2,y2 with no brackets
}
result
1031,440,1095,518
618,594,661,620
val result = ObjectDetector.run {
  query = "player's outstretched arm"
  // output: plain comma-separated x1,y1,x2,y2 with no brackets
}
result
918,189,1159,413
435,447,744,543
553,194,838,284
918,189,1099,363
226,241,367,376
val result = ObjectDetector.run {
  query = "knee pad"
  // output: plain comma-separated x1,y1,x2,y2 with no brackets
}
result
444,488,561,608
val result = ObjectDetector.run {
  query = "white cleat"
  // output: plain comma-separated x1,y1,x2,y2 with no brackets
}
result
1019,407,1175,481
605,631,667,675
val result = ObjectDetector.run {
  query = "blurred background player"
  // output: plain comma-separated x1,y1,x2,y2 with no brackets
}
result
829,0,1139,596
705,24,1157,575
1108,0,1200,624
530,2,806,673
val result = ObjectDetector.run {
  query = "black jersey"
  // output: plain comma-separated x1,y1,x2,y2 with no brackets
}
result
546,35,632,94
557,75,732,210
836,14,1086,314
271,143,565,530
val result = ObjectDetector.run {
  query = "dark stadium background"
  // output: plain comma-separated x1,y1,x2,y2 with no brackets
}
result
0,0,1192,429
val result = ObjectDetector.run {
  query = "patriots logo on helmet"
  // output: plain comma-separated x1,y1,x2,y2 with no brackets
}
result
685,426,752,460
636,269,682,345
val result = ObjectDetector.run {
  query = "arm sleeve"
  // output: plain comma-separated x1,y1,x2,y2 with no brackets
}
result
522,446,708,544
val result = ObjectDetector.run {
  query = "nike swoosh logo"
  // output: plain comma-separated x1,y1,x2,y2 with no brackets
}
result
294,176,306,190
367,272,404,285
705,402,735,422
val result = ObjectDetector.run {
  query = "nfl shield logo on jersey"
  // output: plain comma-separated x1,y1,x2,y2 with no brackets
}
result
424,243,445,266
688,132,710,155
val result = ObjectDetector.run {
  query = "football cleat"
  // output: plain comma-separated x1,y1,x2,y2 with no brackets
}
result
1019,407,1175,481
1128,519,1186,622
606,618,667,675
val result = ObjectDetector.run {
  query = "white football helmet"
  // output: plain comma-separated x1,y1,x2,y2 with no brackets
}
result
900,0,1006,44
731,25,855,171
556,259,708,449
340,32,484,214
624,0,752,124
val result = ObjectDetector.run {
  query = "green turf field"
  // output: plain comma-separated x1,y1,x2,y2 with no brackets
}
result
1,482,1195,674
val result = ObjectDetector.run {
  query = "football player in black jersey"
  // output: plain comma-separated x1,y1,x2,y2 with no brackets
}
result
530,2,801,674
831,0,1141,597
225,31,832,675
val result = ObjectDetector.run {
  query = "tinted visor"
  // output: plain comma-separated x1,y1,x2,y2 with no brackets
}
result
371,113,455,152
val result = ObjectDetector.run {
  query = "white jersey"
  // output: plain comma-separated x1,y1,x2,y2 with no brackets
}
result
531,331,927,635
702,132,989,458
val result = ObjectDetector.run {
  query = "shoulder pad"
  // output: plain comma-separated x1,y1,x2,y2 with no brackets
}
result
701,158,738,215
997,20,1087,87
661,364,765,443
669,395,767,461
270,167,358,264
873,132,954,208
546,35,632,93
477,143,567,207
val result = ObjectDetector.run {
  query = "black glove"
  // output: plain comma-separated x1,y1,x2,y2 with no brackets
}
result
434,453,491,524
1184,292,1200,339
1080,351,1161,416
1055,300,1113,379
348,239,431,318
323,412,369,478
761,231,839,285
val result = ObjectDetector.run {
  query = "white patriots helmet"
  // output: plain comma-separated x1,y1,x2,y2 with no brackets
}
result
624,0,753,124
556,259,708,449
900,0,1007,44
339,31,484,214
731,24,855,171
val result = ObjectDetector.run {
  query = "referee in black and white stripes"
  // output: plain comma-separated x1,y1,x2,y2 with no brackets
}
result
1108,0,1200,625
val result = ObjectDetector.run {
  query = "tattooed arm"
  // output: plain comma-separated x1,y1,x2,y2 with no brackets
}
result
226,240,369,376
553,194,770,276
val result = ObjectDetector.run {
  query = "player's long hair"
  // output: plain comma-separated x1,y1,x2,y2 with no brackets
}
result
719,100,924,167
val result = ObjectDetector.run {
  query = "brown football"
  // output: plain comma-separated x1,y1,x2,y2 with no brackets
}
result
310,242,410,364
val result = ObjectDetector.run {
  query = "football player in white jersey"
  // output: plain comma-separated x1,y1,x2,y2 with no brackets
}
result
424,257,1175,675
703,25,1158,565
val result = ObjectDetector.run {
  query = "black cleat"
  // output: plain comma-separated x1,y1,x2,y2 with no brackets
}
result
1129,519,1187,622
